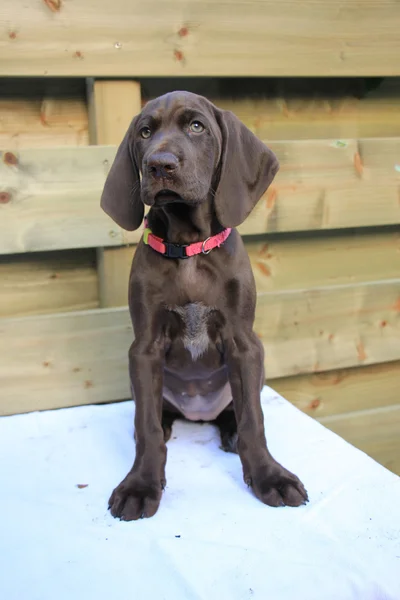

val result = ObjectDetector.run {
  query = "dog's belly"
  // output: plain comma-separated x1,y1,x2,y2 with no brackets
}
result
164,302,232,420
163,372,232,421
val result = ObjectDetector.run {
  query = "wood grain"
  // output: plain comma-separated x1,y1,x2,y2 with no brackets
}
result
0,251,98,318
1,137,399,254
319,405,400,476
256,279,400,379
215,81,400,140
240,137,400,235
0,308,131,416
270,361,400,418
0,98,88,149
1,1,400,76
0,145,136,253
0,78,88,149
248,231,400,293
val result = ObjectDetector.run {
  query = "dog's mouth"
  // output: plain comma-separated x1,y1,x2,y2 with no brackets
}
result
154,189,183,205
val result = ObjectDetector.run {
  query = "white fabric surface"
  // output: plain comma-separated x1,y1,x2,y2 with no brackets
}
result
1,386,399,600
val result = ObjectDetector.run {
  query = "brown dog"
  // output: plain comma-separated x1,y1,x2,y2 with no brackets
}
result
101,91,308,520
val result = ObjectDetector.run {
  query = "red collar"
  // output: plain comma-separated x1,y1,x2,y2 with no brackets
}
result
143,218,231,259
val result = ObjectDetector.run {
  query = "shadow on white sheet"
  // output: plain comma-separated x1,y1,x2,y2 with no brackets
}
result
0,386,399,600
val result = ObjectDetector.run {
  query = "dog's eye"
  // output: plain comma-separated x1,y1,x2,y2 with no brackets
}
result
189,121,205,133
140,127,152,139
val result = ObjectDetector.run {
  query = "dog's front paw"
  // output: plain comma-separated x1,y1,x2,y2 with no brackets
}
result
246,461,308,508
108,473,164,521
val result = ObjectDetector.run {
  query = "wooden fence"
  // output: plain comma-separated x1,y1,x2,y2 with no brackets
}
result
0,1,399,475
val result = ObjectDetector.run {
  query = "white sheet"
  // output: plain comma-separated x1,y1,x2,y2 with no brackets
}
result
1,387,399,600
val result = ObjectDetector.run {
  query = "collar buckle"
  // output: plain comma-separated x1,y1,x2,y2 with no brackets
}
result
164,241,189,259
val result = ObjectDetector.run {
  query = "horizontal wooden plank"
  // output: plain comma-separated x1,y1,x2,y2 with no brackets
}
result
319,405,400,476
256,279,400,379
0,251,98,318
0,308,132,416
0,146,137,253
1,138,399,253
248,231,400,293
1,277,399,414
0,98,88,149
1,1,400,76
0,78,89,149
270,361,400,418
241,137,400,235
214,78,400,139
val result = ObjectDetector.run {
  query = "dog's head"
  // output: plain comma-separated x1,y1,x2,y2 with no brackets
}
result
101,91,279,230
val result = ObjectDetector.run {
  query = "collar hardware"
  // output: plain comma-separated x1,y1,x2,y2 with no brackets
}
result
143,218,231,259
201,237,212,255
164,241,189,259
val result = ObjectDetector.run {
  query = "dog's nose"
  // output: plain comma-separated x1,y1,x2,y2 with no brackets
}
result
147,152,179,178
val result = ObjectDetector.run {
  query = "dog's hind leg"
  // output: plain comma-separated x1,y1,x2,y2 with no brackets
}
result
161,408,178,442
214,408,238,454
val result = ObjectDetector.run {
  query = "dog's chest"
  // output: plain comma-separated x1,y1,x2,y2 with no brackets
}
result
173,302,212,360
164,272,232,421
178,260,198,289
177,259,212,299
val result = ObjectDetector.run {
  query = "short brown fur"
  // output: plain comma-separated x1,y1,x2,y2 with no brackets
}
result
101,91,308,520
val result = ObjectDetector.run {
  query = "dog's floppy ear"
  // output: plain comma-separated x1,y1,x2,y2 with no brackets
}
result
213,109,279,228
100,117,144,231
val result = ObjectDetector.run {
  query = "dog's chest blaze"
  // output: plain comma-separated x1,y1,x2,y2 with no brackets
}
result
173,302,211,360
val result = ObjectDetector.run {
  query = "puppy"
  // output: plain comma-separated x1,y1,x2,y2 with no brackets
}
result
101,91,308,520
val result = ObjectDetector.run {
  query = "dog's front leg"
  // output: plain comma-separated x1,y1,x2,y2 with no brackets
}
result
225,331,308,507
108,335,166,521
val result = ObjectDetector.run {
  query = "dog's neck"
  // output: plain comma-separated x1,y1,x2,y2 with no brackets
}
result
146,199,223,245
